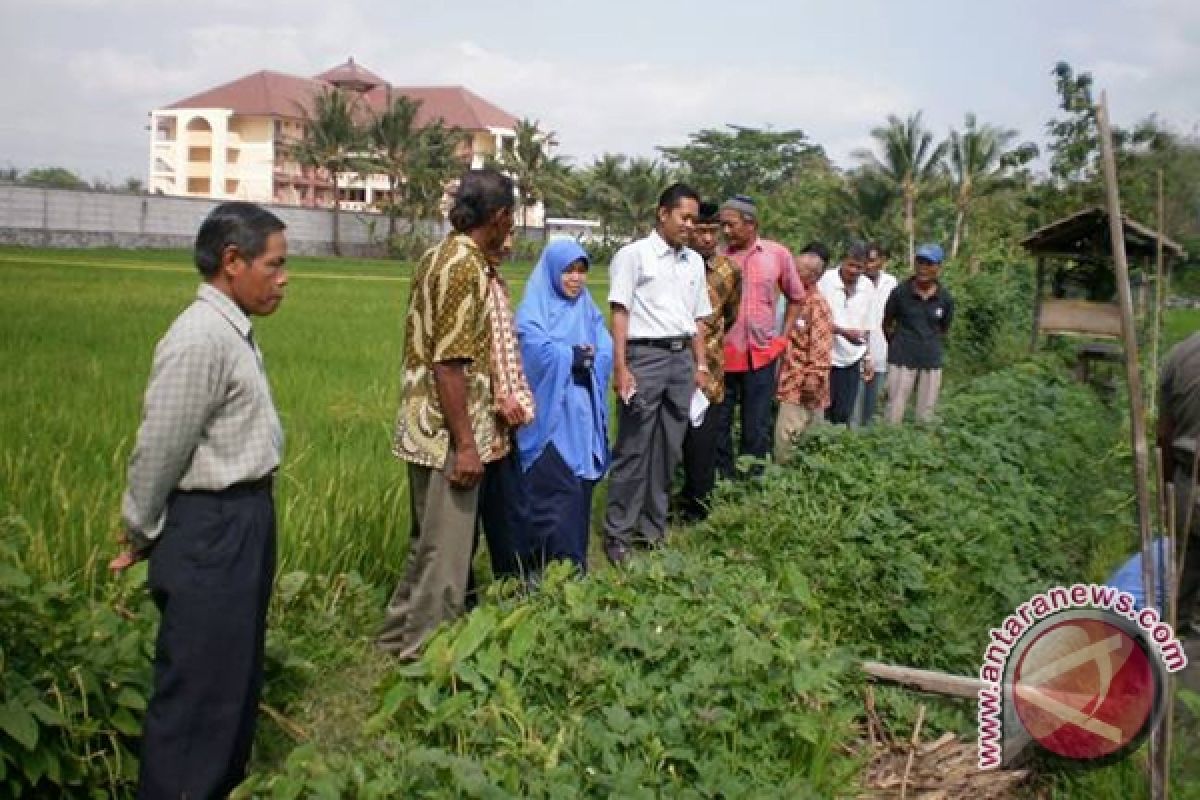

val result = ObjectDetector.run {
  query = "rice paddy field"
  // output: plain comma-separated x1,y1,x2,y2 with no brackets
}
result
0,245,582,593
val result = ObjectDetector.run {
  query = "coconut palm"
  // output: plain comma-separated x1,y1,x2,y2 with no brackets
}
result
292,87,364,256
404,120,468,224
854,112,947,267
367,94,423,240
945,113,1038,258
494,118,563,235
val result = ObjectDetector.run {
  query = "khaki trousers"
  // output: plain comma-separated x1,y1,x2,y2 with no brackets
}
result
774,402,822,463
378,459,480,659
886,366,943,424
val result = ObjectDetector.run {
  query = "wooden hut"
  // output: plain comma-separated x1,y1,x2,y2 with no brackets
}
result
1021,207,1185,380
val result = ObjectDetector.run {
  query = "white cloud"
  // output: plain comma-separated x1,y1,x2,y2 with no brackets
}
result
373,40,910,167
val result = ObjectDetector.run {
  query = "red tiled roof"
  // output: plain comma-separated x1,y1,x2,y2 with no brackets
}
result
363,85,517,130
162,62,519,132
166,70,324,117
315,57,384,91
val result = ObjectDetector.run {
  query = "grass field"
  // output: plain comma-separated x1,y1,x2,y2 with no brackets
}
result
0,245,585,593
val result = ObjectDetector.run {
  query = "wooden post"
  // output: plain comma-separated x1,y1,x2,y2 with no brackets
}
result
1151,170,1166,417
1031,256,1045,353
1096,92,1161,800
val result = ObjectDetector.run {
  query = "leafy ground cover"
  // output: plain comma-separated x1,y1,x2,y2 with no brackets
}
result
2,247,1196,797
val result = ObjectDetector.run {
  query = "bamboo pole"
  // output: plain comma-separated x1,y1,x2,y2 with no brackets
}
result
1151,170,1166,417
1095,92,1161,800
860,661,983,699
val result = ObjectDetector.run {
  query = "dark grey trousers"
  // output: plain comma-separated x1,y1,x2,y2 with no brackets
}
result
603,345,694,546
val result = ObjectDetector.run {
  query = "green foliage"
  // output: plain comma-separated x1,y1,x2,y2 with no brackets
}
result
244,558,861,798
698,361,1128,678
0,520,155,796
19,167,88,190
658,125,827,201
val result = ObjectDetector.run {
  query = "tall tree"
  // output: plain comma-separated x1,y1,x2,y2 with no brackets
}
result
292,87,363,256
854,112,948,267
945,113,1038,258
404,120,468,225
578,155,673,239
494,118,562,235
20,166,88,190
367,94,423,240
658,125,825,200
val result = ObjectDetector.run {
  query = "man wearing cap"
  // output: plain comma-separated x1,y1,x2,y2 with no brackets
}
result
717,194,804,473
603,183,712,564
679,201,741,522
817,242,875,425
883,243,955,424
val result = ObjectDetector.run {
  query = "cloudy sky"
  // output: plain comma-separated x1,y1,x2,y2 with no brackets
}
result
1,0,1197,183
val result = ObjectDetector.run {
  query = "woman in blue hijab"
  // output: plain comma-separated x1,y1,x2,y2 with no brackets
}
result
516,239,613,573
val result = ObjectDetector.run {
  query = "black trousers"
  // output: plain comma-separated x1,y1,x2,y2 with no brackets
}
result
827,363,862,425
715,361,778,478
469,446,531,605
680,394,729,521
526,443,597,573
138,484,276,800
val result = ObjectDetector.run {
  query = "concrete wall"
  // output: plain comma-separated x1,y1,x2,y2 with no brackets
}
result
0,185,401,258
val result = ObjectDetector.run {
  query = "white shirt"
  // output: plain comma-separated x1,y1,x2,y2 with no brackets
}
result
817,268,874,368
608,230,712,338
865,271,898,369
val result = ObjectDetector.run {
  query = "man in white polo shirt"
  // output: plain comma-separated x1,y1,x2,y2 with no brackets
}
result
817,242,875,425
603,183,712,564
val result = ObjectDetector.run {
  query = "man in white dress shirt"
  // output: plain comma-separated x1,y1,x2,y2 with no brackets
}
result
603,183,712,564
817,242,875,425
855,241,898,426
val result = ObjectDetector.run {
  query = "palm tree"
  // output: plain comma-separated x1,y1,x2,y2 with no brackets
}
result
404,120,468,225
580,155,672,239
292,87,363,256
495,118,561,235
367,94,423,240
945,113,1038,258
854,112,948,267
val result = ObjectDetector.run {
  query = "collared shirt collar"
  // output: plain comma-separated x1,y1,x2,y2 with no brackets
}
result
197,283,252,340
908,277,942,298
649,229,685,258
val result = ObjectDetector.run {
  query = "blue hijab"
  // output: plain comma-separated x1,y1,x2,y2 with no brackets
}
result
516,239,612,478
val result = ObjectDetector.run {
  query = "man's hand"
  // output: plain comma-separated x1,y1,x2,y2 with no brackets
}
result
108,531,145,574
694,367,711,390
615,365,637,403
862,359,876,384
839,328,866,345
497,394,529,426
448,447,485,489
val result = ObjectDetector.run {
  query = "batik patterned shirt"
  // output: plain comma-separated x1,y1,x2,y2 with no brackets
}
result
392,233,495,468
702,254,741,404
776,289,834,410
484,271,535,462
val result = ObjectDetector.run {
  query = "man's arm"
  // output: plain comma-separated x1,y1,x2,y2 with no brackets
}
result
610,305,636,400
692,318,710,390
779,251,804,337
120,337,221,552
433,360,484,488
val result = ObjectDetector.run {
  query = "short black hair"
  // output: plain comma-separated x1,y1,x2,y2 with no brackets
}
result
194,202,286,278
448,168,515,233
867,241,887,258
657,182,700,212
801,241,830,265
845,241,870,262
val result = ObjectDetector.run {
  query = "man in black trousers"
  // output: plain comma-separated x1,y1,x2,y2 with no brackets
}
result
112,201,288,799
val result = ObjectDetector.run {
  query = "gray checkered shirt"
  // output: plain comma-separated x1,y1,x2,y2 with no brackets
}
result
121,283,284,544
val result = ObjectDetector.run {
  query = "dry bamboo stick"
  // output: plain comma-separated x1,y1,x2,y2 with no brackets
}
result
861,661,983,699
1096,90,1161,800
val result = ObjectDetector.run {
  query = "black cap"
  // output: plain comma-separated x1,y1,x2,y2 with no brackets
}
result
697,201,721,224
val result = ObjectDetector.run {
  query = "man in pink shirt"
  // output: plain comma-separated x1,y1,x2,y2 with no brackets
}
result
717,194,804,475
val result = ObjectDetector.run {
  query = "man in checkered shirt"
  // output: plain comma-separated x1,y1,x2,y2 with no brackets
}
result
112,201,288,799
